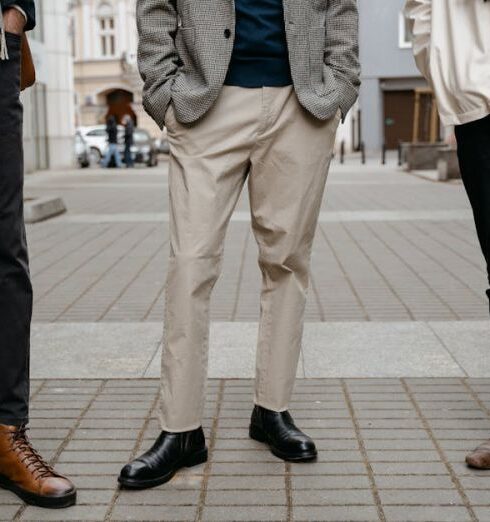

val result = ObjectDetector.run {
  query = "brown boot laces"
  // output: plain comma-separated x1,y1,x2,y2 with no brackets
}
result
9,426,56,481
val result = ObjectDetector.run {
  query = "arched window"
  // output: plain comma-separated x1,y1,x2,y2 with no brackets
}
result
98,2,116,57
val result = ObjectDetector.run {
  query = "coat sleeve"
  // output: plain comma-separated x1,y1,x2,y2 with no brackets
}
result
1,0,36,31
404,0,432,81
325,0,361,119
136,0,180,130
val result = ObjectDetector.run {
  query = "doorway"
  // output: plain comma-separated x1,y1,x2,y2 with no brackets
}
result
383,90,415,149
105,89,137,125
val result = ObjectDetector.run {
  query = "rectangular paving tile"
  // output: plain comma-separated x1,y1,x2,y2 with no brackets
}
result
382,506,472,522
202,506,287,521
293,506,378,521
1,377,490,522
111,505,196,521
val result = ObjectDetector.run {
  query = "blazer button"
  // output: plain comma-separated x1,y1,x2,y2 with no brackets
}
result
224,28,231,39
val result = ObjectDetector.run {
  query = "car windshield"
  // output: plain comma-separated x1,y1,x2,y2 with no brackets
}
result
133,130,149,144
87,129,106,137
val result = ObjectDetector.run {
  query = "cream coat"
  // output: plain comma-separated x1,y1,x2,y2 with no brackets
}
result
405,0,490,126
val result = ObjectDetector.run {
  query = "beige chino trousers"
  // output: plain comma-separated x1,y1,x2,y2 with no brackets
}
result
161,86,340,432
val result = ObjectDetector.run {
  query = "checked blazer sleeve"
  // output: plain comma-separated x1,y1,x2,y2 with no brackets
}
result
136,0,180,129
325,0,360,118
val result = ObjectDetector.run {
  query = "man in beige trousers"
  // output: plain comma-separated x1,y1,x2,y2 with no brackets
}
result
405,0,490,469
119,0,360,489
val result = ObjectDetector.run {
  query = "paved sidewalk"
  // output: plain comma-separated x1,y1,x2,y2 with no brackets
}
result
3,378,490,522
25,161,488,324
1,160,487,521
29,321,490,379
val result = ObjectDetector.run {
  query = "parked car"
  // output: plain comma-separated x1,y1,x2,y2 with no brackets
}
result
155,128,170,155
78,125,124,165
78,125,158,167
75,131,90,168
132,128,159,167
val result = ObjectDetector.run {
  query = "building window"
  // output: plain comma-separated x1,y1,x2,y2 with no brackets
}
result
399,12,412,49
98,3,116,57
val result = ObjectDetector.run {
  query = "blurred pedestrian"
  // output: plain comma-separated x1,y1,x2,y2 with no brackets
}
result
405,0,490,468
119,0,360,489
0,0,76,508
101,115,122,168
123,114,135,168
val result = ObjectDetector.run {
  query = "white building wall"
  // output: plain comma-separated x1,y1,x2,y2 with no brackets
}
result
43,0,76,169
23,0,75,172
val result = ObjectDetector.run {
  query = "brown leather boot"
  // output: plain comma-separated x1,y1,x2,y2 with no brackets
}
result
0,425,76,508
466,439,490,469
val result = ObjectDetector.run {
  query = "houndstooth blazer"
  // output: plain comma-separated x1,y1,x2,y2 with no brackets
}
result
137,0,360,129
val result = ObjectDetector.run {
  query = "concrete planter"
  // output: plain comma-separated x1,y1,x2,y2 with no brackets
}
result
403,142,445,171
24,196,66,223
437,147,461,181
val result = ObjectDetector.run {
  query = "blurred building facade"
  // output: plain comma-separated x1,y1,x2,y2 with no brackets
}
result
23,0,75,172
358,0,432,152
71,0,157,135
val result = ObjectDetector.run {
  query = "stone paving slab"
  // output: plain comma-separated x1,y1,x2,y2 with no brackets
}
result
26,219,488,323
2,378,490,521
23,163,489,324
9,160,489,521
25,162,471,216
51,209,474,224
30,321,490,379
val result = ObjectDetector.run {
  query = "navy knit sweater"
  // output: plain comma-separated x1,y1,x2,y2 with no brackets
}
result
224,0,292,88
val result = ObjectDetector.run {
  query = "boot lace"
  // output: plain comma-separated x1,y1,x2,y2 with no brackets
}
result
9,426,56,481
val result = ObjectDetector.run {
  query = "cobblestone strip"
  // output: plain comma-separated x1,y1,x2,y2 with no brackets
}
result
26,223,67,247
318,224,369,321
28,223,91,261
142,268,167,322
309,273,326,322
54,225,158,320
341,379,386,522
34,224,137,304
410,221,482,272
195,379,225,522
30,224,105,276
440,220,479,248
462,379,490,417
13,379,107,521
387,221,483,304
363,221,459,319
98,238,169,321
104,389,159,521
401,378,478,522
342,222,415,320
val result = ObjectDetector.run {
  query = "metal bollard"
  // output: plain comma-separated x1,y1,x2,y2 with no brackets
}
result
340,140,345,164
361,142,366,165
382,143,386,165
398,142,403,167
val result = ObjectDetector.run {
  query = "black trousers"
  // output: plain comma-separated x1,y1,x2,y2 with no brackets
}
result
454,114,490,310
0,33,33,425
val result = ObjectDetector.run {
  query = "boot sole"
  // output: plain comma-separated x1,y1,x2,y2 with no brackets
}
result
118,447,208,490
249,424,317,462
0,474,76,509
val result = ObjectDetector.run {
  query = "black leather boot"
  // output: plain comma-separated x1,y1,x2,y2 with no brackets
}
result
249,405,317,462
118,427,207,489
